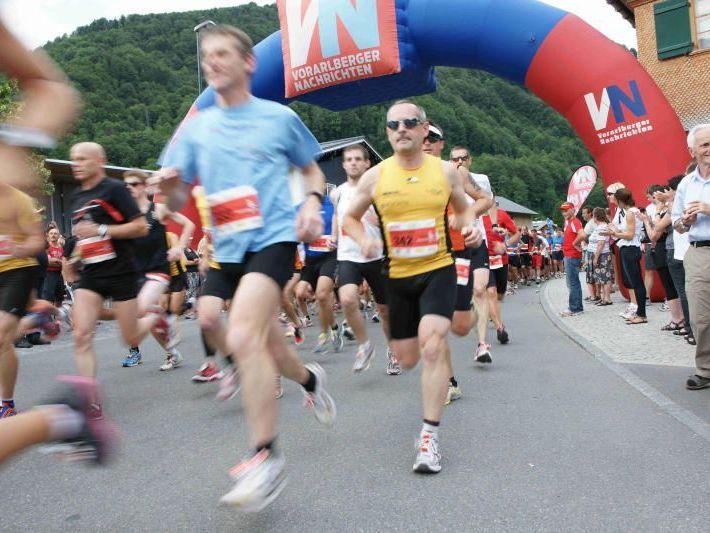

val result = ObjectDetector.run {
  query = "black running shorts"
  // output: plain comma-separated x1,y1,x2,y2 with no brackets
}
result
169,272,186,293
41,270,65,302
470,243,490,270
202,242,296,301
387,264,456,340
301,251,337,290
77,272,139,302
337,259,387,305
487,265,509,295
0,266,39,318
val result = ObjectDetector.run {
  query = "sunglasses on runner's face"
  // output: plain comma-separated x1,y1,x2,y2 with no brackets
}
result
386,118,422,130
450,155,469,162
425,133,443,143
125,181,143,188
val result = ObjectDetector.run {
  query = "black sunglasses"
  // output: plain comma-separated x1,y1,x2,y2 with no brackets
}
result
125,181,143,187
425,132,443,143
450,155,469,162
386,117,422,130
606,192,614,196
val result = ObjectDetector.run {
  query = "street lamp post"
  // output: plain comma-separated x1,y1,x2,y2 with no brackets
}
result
193,20,216,95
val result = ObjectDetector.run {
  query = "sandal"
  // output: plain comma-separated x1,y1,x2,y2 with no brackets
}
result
686,374,710,390
626,316,648,325
661,320,684,332
674,327,690,336
598,300,613,306
686,333,697,346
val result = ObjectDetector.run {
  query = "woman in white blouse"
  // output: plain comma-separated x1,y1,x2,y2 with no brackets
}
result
606,188,647,324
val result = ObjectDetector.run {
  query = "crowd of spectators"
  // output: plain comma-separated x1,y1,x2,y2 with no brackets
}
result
560,123,710,391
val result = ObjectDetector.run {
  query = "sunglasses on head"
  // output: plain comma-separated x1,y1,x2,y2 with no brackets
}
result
386,117,422,130
425,132,443,143
125,181,143,187
450,155,469,163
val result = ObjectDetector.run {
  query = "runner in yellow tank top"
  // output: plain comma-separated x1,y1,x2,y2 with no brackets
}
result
342,100,483,475
374,154,452,278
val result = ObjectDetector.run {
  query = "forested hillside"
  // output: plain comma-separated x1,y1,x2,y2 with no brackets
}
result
41,2,604,215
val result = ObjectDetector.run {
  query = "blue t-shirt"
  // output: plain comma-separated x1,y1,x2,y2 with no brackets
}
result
551,234,564,252
303,194,334,257
161,97,321,263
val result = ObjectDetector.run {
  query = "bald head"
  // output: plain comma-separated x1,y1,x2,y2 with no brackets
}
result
70,142,107,184
71,142,106,160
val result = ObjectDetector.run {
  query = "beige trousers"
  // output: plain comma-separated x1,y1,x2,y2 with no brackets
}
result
685,246,710,377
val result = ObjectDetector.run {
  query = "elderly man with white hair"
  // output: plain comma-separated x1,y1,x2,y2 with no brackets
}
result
672,124,710,390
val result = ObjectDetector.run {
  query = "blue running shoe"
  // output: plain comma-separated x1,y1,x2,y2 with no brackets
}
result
121,348,142,367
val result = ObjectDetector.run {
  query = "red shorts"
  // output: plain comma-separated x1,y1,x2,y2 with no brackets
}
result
532,255,543,269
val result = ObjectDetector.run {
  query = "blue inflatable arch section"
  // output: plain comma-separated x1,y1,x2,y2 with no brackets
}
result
188,0,689,207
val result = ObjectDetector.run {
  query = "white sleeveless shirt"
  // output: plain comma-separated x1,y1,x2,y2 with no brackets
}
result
335,181,384,263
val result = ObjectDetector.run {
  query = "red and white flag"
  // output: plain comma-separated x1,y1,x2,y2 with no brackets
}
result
567,165,598,215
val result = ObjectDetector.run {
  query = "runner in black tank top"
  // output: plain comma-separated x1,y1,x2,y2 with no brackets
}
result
123,170,195,371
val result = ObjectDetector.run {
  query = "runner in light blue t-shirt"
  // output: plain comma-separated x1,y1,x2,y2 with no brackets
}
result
151,24,336,512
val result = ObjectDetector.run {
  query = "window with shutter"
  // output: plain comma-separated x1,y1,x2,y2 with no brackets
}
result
697,0,710,49
654,0,693,59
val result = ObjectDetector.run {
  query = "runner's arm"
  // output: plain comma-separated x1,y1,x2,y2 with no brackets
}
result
149,168,189,213
0,22,81,140
10,219,44,259
460,168,494,217
158,206,195,251
104,215,148,240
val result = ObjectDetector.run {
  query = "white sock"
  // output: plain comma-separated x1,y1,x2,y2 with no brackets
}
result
421,422,439,437
41,404,84,440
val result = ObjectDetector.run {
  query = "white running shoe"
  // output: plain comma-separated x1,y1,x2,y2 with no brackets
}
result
619,303,638,319
386,348,402,375
313,333,329,353
217,367,240,401
413,432,441,473
302,363,336,426
159,350,184,371
220,448,287,511
330,325,344,352
474,343,492,364
352,341,374,373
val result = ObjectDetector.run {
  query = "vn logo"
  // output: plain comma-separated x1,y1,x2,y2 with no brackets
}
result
584,81,647,132
285,0,380,68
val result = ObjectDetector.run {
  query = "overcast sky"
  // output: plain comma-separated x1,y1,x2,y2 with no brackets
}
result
0,0,636,49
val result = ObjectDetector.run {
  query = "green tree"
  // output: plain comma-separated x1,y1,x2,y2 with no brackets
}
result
0,80,53,196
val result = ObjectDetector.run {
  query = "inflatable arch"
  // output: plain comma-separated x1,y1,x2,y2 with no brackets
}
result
174,0,690,256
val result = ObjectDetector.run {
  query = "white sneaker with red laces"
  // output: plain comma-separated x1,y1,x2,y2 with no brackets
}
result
220,448,287,511
413,431,441,473
192,362,223,383
216,367,240,401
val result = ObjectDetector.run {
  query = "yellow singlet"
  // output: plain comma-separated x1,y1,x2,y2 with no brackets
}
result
192,185,220,270
0,186,40,274
373,154,452,279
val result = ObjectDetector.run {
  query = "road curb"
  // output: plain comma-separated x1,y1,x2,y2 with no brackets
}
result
539,281,710,445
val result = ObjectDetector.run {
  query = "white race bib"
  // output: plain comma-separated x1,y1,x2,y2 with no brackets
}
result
490,255,504,269
0,235,12,261
208,186,263,237
387,219,438,259
308,235,332,253
455,257,471,285
78,236,116,264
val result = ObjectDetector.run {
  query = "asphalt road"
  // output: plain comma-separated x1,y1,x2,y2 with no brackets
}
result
3,286,710,532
